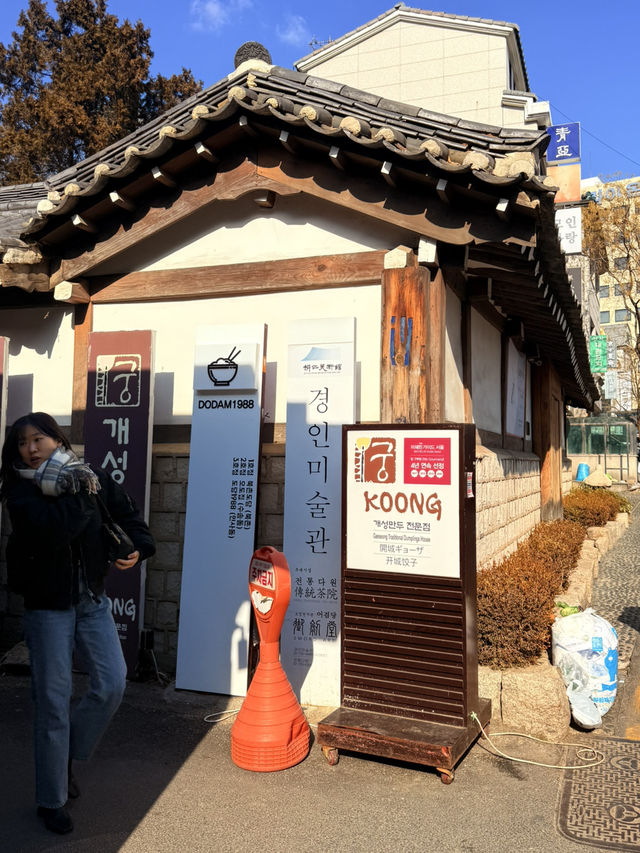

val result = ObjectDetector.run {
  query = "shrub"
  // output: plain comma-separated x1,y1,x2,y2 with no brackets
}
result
477,520,585,668
562,486,624,527
527,520,586,591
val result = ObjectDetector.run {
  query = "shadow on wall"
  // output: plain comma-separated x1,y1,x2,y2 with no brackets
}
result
7,374,33,424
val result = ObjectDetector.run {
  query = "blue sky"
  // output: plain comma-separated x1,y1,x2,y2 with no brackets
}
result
2,0,638,180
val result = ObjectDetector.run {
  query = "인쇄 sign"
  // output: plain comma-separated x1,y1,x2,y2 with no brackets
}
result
346,427,460,578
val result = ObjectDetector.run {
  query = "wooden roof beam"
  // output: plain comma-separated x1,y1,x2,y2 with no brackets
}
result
329,145,346,171
152,166,177,188
279,130,299,155
109,191,135,212
72,214,97,233
194,142,218,163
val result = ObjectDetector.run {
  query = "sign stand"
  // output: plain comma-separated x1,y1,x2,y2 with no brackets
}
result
317,423,490,783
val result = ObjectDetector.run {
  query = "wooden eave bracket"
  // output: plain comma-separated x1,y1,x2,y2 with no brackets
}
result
53,279,90,303
0,260,51,292
417,236,438,269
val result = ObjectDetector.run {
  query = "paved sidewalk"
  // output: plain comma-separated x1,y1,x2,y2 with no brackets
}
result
1,500,639,853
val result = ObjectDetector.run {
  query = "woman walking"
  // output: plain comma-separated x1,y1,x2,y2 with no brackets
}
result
0,412,155,834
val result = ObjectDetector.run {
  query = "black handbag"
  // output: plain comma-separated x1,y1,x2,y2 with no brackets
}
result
96,494,135,562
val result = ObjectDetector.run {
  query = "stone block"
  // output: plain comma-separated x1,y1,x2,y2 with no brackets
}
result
562,566,592,609
149,511,179,539
166,571,182,598
500,659,570,740
259,483,281,514
157,601,178,628
161,482,185,512
152,540,181,570
153,456,177,482
176,456,190,480
147,569,165,598
149,482,162,511
478,666,501,721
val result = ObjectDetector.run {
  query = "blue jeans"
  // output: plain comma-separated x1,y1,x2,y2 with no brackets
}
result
23,592,127,808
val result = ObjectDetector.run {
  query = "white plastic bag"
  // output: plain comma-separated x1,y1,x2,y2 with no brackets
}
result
551,608,618,728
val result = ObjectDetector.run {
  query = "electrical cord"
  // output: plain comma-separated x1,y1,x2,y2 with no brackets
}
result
470,711,606,770
204,708,241,723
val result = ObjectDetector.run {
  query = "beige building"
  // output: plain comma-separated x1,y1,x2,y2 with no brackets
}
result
296,4,551,129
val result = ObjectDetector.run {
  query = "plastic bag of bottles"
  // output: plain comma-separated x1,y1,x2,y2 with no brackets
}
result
551,608,618,729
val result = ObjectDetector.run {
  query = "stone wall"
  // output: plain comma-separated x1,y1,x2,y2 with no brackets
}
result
146,445,286,672
2,442,550,675
562,456,573,495
475,446,541,569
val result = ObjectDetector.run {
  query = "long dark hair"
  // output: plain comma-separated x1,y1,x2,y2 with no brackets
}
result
0,413,71,499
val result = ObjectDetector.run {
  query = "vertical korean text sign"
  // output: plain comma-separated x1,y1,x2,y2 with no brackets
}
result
281,318,355,706
176,325,266,695
84,331,155,677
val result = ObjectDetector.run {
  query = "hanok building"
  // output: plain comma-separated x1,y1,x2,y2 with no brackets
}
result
0,7,597,675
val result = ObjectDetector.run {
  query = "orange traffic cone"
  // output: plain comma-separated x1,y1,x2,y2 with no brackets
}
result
231,547,310,771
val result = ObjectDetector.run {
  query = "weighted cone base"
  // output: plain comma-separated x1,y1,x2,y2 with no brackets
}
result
231,660,310,772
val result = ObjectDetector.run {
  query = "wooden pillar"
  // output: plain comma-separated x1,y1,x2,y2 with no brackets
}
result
70,301,93,445
380,246,446,423
461,299,473,424
532,361,563,521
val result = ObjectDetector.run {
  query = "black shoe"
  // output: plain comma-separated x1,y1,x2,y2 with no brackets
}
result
68,761,80,799
37,806,73,834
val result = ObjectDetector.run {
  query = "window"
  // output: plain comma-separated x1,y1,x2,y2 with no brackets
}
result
599,286,610,298
614,284,623,296
614,257,628,270
615,308,630,322
600,311,610,324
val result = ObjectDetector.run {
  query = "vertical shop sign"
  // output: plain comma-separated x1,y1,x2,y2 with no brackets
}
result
84,331,155,677
176,324,266,695
280,319,355,706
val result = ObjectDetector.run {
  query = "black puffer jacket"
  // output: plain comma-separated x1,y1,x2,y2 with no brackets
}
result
5,467,155,609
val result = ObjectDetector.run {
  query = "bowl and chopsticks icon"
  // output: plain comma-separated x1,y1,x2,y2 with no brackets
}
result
207,346,241,386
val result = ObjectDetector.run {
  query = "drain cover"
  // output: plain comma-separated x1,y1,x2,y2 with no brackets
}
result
557,737,640,850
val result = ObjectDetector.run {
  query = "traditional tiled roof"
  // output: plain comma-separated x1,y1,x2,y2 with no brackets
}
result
0,62,554,247
0,60,595,407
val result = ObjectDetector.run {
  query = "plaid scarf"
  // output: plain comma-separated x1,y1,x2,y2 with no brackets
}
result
16,447,100,496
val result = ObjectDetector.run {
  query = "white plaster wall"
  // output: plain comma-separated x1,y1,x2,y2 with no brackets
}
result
471,311,501,434
0,307,74,426
93,286,381,426
93,194,415,276
444,289,465,422
303,19,509,126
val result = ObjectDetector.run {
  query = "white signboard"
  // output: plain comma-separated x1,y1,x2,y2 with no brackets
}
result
618,371,632,410
280,318,355,706
176,324,266,695
604,370,617,400
346,427,460,578
555,207,582,255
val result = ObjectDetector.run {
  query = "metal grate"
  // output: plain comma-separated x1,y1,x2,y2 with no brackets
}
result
342,568,466,726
